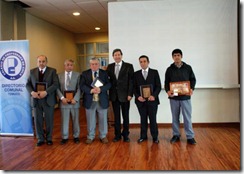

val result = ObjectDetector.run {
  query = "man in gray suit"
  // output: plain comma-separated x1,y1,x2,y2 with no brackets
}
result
26,55,59,146
56,59,81,145
80,58,111,144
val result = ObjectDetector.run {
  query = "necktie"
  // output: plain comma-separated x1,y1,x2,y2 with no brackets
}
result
66,72,71,90
39,69,44,82
93,71,99,101
143,70,147,80
115,64,120,79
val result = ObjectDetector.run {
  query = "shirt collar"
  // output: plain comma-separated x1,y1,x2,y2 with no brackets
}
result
116,61,122,66
39,67,47,72
142,67,149,72
65,71,72,75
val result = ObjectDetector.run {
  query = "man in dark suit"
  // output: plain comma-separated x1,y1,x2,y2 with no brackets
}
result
80,57,111,144
26,55,59,146
134,55,161,143
56,59,81,145
106,48,134,142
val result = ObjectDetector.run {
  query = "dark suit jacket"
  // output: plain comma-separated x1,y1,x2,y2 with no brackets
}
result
107,61,134,102
26,66,59,107
133,68,162,107
80,69,111,109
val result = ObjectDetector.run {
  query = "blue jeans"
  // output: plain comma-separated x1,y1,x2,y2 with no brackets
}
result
169,99,195,139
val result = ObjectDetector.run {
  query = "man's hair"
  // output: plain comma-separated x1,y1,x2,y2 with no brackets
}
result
112,48,123,56
172,49,183,56
37,55,48,61
89,57,100,63
64,58,75,65
139,55,149,62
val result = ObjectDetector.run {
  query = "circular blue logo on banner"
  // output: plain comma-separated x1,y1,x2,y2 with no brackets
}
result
0,51,26,80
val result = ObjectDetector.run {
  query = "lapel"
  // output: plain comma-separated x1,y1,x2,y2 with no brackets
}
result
118,61,125,78
88,69,93,83
42,66,49,81
34,68,39,81
111,63,115,74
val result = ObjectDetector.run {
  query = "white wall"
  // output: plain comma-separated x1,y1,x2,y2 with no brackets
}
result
109,0,240,123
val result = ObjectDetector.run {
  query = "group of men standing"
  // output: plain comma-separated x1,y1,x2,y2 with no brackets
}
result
26,48,197,147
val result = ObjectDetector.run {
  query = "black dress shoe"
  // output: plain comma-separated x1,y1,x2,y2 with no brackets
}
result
153,138,159,144
187,138,197,145
137,138,147,143
74,138,80,144
36,141,45,147
46,140,53,145
170,135,180,144
123,137,130,142
60,139,68,145
113,137,121,142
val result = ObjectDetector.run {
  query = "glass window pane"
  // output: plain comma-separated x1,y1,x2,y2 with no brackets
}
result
77,44,84,55
96,43,108,53
86,43,94,55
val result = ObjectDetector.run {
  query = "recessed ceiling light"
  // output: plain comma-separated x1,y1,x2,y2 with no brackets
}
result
73,12,80,16
95,27,100,30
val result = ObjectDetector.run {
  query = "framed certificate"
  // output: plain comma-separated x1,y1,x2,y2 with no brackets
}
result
91,77,104,87
64,90,75,104
35,82,47,92
170,81,191,96
140,84,153,99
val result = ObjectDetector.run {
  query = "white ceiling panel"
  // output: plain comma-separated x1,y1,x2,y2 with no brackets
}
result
9,0,148,33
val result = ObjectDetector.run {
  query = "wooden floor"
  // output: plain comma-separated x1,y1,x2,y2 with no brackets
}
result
0,107,240,171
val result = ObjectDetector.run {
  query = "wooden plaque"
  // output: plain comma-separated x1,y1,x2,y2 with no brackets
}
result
35,82,47,92
140,85,153,99
64,90,75,104
170,81,191,96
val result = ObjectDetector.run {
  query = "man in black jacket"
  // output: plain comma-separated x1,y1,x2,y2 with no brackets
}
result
164,48,197,145
107,48,134,142
134,55,161,143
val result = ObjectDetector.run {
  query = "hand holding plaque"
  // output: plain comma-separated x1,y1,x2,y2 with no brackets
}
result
91,77,104,88
64,90,75,104
140,85,153,99
170,81,190,96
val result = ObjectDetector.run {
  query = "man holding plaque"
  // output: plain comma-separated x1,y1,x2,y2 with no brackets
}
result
164,49,197,145
80,58,111,144
26,55,59,146
134,55,161,144
106,48,134,142
56,59,81,145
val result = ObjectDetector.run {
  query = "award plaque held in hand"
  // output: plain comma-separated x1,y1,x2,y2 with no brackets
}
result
91,77,104,87
140,84,153,99
35,82,47,92
170,81,191,96
64,90,75,104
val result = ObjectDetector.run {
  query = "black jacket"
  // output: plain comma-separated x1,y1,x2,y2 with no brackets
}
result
133,68,161,107
164,61,196,100
107,61,134,102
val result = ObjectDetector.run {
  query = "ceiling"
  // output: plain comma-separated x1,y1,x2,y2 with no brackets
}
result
5,0,119,34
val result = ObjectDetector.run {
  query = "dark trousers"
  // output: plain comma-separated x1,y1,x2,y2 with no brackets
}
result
137,102,158,139
112,100,130,138
34,99,54,142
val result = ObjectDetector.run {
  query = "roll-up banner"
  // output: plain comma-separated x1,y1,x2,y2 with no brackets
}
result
0,40,33,136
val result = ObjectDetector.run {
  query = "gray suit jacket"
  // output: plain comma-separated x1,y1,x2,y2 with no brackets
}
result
56,71,81,109
26,66,59,107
